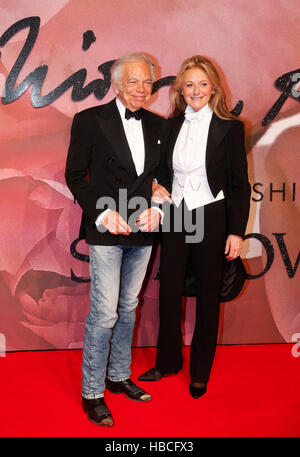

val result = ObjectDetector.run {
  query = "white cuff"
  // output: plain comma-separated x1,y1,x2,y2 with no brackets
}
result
151,206,164,224
95,209,111,227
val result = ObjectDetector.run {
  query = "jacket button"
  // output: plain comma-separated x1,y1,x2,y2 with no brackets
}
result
116,179,121,185
108,157,114,163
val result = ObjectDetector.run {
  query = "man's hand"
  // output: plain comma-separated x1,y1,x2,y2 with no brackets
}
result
136,208,161,232
224,234,243,260
101,210,131,235
152,182,172,203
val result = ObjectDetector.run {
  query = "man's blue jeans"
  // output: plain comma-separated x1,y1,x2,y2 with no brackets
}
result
81,244,152,399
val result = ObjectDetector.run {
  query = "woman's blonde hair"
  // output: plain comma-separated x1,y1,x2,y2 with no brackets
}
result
170,55,235,119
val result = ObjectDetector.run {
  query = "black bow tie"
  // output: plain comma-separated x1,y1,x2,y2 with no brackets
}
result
125,108,142,121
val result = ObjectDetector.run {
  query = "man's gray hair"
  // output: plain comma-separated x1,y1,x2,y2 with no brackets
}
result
110,52,155,89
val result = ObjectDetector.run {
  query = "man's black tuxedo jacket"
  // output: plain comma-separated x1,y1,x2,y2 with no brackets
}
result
158,112,251,237
65,98,166,246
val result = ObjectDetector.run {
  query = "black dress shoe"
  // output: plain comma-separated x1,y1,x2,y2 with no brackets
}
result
106,378,152,402
137,367,163,381
81,396,114,426
189,384,207,399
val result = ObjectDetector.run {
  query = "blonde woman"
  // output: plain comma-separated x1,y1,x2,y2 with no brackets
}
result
139,56,250,398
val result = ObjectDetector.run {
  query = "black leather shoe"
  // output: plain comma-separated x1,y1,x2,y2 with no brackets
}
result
81,396,114,426
106,378,152,402
189,384,207,399
137,367,163,381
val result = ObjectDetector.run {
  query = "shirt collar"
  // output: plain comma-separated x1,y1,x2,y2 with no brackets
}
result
185,103,213,121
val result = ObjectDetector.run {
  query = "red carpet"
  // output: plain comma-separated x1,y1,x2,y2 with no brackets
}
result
1,344,299,437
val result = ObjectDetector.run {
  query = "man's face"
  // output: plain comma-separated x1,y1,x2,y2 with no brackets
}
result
114,61,153,111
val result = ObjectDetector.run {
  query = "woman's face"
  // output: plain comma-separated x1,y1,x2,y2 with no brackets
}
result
181,67,213,112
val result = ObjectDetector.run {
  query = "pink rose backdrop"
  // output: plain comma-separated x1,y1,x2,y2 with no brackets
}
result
0,0,299,351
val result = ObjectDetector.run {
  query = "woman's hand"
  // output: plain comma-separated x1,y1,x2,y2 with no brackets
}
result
224,234,243,260
136,208,161,232
152,181,172,203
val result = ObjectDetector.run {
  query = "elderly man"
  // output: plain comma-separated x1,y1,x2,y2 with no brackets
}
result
65,53,165,426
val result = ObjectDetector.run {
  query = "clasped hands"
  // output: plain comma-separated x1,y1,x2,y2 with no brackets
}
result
101,208,161,235
101,182,171,235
